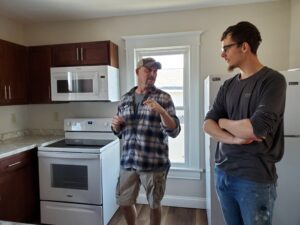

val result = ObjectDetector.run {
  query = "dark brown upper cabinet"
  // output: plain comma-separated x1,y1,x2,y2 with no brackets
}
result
0,39,28,105
28,46,52,104
52,41,119,68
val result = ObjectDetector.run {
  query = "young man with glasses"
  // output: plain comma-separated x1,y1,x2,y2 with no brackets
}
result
112,57,181,225
203,21,286,225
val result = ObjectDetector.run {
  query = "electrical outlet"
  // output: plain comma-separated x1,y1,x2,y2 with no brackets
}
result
11,113,16,123
53,112,59,122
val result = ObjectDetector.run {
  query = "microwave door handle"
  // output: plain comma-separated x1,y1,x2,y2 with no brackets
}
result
38,151,99,159
98,74,105,91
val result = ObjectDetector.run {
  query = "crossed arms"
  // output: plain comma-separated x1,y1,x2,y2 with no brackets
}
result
203,118,264,145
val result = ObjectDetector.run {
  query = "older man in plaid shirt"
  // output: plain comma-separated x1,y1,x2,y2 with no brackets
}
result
112,57,181,225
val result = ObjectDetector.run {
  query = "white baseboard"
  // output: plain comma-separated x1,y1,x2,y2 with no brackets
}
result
137,194,206,209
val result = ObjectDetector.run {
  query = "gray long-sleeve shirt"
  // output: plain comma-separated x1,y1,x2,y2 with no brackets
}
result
205,67,286,183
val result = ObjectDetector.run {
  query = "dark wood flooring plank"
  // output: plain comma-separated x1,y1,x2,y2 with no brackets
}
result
108,204,208,225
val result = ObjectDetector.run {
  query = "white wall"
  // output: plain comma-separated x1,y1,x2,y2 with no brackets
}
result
0,15,24,44
0,105,28,134
27,102,118,129
0,0,298,208
24,1,291,72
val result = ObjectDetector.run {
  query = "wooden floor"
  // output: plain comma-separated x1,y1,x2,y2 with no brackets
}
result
108,204,208,225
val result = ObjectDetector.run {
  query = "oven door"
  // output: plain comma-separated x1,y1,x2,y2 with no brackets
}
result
38,151,102,205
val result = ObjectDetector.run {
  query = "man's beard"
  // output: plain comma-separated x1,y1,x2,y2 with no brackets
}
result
139,81,154,88
146,79,155,87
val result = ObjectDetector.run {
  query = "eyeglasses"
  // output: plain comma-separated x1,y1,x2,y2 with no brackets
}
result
221,43,241,53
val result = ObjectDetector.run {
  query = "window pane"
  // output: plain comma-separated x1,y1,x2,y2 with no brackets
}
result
169,109,184,163
156,68,183,87
143,54,185,164
161,89,183,107
145,54,184,107
154,55,183,93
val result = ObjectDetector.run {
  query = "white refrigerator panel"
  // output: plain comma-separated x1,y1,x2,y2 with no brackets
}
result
205,135,225,225
273,137,300,225
204,75,231,114
281,70,300,135
204,75,231,225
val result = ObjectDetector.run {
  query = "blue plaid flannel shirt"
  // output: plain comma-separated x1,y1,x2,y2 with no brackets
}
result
113,86,181,171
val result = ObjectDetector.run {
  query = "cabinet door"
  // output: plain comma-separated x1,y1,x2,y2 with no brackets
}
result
0,41,27,105
0,41,5,104
0,39,12,105
52,43,81,66
81,41,110,65
28,46,52,104
9,44,28,105
109,41,119,68
81,41,119,68
0,83,4,104
0,149,40,223
51,41,119,68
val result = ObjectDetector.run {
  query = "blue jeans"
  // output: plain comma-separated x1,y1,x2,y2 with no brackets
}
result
215,167,277,225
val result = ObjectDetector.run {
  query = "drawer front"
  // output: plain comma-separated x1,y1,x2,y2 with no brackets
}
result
0,150,36,174
41,201,103,225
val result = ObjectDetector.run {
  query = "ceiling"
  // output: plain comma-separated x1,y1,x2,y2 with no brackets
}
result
0,0,278,24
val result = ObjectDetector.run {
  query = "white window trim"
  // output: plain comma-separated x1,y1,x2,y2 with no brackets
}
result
122,31,202,179
135,47,188,168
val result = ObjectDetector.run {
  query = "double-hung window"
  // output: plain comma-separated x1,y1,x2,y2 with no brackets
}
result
123,32,202,178
135,50,185,165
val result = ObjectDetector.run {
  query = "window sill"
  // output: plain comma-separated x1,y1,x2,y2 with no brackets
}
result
168,167,204,180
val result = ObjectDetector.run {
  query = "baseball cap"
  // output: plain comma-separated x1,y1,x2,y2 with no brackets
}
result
136,57,162,70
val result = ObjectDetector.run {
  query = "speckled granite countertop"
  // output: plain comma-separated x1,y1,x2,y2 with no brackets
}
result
0,134,63,159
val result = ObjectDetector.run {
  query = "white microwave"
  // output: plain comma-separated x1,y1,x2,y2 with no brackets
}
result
50,65,119,102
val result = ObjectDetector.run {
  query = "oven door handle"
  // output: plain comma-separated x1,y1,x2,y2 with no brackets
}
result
38,151,100,159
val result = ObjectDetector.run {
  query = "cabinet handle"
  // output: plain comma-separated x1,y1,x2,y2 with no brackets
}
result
80,48,83,61
7,161,22,168
76,47,79,61
4,85,7,100
8,85,11,100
